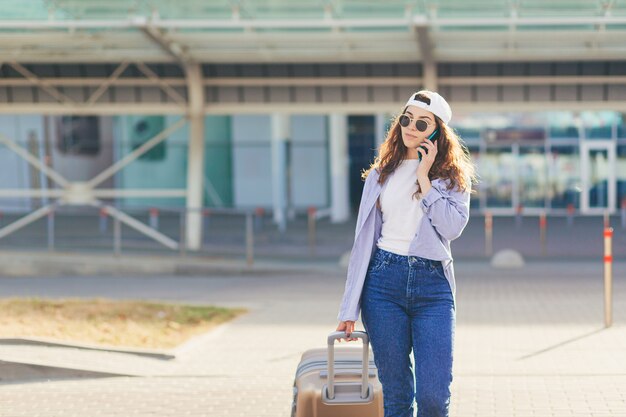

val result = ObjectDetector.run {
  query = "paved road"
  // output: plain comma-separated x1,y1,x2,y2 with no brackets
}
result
0,260,625,416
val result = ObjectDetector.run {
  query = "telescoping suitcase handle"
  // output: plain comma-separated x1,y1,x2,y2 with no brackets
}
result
326,330,370,401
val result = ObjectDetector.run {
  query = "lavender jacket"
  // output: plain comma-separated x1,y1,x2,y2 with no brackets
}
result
337,167,471,322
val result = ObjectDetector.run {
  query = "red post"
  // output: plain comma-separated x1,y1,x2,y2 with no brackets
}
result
515,204,523,229
254,207,265,231
484,211,493,256
567,203,575,227
202,208,211,233
539,212,547,256
603,227,613,327
99,207,108,234
149,207,159,229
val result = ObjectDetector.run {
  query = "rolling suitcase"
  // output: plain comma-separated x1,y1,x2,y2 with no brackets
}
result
291,330,384,417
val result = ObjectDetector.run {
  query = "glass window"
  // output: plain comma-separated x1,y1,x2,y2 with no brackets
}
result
547,111,579,141
583,111,617,140
587,149,610,208
519,146,547,208
482,147,514,208
586,125,612,140
549,125,579,140
548,146,580,209
618,114,626,139
56,116,100,156
129,116,167,161
454,127,481,141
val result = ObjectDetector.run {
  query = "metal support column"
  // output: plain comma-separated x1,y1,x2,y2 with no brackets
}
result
329,114,349,223
416,27,437,91
271,113,290,232
375,113,388,148
184,63,205,250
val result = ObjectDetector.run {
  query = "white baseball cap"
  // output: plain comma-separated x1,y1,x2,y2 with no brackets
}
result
404,90,452,125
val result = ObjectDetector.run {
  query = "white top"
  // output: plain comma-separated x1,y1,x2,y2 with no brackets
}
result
375,158,424,256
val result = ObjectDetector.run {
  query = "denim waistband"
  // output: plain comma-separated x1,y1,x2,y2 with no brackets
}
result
374,246,442,268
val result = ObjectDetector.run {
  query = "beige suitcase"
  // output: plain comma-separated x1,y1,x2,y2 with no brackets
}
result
291,331,384,417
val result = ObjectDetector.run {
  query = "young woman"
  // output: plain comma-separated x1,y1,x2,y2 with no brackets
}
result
335,90,476,417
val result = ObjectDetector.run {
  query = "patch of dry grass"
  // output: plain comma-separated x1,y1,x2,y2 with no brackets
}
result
0,298,247,349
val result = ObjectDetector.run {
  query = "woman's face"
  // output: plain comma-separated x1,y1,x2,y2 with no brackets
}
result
399,105,438,150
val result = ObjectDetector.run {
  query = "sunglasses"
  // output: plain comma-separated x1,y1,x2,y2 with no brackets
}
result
398,114,436,132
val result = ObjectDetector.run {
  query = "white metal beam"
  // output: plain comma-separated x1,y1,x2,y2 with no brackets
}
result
0,104,187,115
8,62,76,105
2,99,626,116
0,133,69,187
134,62,187,104
4,75,626,89
3,99,626,116
85,61,129,105
3,15,626,30
141,24,195,64
0,204,55,240
2,47,626,64
97,202,179,250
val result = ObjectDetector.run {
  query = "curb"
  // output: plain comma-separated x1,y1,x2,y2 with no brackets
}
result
0,338,175,360
0,250,344,277
0,359,137,383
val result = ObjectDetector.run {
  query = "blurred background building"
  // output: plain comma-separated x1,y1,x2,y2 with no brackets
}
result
0,0,625,251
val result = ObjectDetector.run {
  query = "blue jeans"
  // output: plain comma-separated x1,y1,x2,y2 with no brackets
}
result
360,247,455,417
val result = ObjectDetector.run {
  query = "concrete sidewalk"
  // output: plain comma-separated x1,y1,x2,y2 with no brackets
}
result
0,260,625,416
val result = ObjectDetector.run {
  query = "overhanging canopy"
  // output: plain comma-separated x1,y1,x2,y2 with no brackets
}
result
1,0,625,63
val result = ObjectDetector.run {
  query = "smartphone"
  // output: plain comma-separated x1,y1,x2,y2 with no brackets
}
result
418,128,439,161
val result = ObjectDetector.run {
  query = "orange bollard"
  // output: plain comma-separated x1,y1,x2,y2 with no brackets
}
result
603,227,613,327
99,207,108,234
567,203,575,227
202,208,211,233
149,207,159,229
515,204,523,229
539,212,547,256
254,207,265,231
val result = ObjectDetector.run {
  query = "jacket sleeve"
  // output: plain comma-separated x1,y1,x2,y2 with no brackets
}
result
420,177,471,241
336,173,374,323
